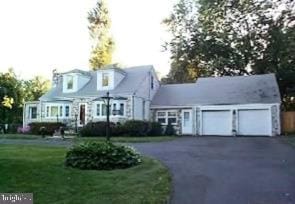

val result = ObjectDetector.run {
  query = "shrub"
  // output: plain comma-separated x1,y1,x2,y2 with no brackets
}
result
80,121,163,137
123,120,150,136
29,122,65,136
165,121,176,136
147,122,163,136
65,142,142,170
79,121,116,137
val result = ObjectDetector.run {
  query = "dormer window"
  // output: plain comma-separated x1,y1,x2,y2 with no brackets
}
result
67,75,74,90
102,73,109,87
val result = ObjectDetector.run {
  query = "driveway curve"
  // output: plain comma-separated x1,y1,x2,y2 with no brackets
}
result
133,137,295,204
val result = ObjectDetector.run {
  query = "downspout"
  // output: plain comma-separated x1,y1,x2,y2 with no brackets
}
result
132,94,135,120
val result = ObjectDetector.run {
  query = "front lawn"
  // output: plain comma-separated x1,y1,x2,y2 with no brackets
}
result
0,145,171,204
0,134,41,139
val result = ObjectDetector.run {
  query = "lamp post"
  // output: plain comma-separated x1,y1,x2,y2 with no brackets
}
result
101,92,113,141
74,111,78,134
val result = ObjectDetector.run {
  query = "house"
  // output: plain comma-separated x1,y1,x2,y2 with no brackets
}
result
23,65,160,128
23,65,281,136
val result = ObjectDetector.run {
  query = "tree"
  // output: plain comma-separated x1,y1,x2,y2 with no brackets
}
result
23,76,50,101
164,0,295,109
88,0,114,70
0,69,24,123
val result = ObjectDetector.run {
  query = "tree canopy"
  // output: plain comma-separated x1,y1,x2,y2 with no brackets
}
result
0,69,50,124
163,0,295,110
88,0,114,70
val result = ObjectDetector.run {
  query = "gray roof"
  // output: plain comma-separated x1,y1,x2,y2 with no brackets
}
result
151,74,281,107
40,65,153,101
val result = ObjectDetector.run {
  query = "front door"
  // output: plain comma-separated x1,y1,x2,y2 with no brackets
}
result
182,110,193,135
79,103,87,126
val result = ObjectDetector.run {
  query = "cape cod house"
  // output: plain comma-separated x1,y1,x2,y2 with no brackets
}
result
23,65,281,136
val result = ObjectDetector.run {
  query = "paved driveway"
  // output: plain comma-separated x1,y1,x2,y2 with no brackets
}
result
133,137,295,204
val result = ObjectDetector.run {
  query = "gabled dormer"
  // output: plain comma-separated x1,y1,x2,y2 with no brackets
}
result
62,69,91,93
97,68,126,91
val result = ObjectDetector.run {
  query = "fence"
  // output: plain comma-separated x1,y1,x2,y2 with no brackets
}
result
282,111,295,134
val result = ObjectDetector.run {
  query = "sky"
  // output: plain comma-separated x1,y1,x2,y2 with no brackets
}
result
0,0,176,80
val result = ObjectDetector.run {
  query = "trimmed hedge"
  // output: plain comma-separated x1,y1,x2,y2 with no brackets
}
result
29,122,65,136
79,120,163,137
79,122,116,137
65,142,141,170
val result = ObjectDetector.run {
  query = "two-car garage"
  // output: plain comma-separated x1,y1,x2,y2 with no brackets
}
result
200,106,275,136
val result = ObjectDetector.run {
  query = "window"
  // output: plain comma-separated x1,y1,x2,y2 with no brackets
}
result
50,106,58,117
157,111,166,124
67,75,74,90
102,73,109,87
94,101,125,117
96,104,101,116
112,103,117,115
102,104,107,116
120,103,124,116
59,106,63,117
65,106,70,117
156,111,177,125
45,104,71,118
29,107,37,119
151,75,154,89
46,106,49,117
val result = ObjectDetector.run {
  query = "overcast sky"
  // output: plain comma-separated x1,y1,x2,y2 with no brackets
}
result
0,0,176,80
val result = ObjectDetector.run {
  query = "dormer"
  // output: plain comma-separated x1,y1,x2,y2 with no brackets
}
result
62,69,91,93
97,68,126,91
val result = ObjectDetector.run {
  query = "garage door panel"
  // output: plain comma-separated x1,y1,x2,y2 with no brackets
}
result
238,109,270,136
202,110,232,136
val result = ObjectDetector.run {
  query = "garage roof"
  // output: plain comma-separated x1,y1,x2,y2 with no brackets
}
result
151,74,281,107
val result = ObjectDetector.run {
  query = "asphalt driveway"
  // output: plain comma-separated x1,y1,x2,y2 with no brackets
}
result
133,137,295,204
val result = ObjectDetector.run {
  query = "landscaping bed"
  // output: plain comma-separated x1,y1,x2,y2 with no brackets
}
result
0,144,171,204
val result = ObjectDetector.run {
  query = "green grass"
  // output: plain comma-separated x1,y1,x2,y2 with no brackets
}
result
284,135,295,147
0,134,177,143
0,145,171,204
0,134,41,139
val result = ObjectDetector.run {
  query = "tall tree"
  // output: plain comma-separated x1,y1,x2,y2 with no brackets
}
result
88,0,114,70
164,0,295,109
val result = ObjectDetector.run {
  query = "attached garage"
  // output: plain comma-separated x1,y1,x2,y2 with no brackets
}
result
202,110,232,136
151,74,281,136
237,109,271,136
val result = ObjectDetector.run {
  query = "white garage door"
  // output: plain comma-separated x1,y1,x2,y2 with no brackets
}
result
202,110,232,136
238,109,271,136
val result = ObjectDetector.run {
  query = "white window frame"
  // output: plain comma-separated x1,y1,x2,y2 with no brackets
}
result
44,103,71,119
93,100,126,118
156,110,178,125
28,106,38,119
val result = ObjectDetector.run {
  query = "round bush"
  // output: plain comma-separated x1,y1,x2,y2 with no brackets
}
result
65,142,142,170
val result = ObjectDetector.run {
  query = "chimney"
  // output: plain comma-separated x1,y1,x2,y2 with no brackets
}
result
52,69,60,87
